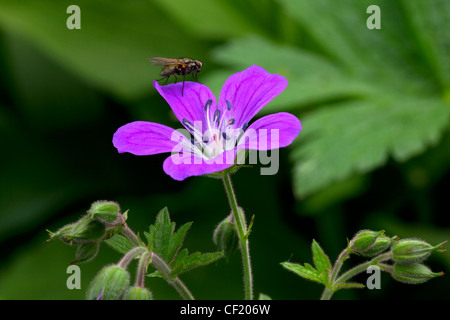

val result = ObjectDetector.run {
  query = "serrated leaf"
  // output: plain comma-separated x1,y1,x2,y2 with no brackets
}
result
104,234,134,255
277,0,431,90
144,208,223,280
292,97,450,197
280,262,322,284
207,35,373,112
312,240,332,277
166,222,192,264
146,207,176,262
206,2,450,200
303,263,318,274
171,249,224,277
401,0,450,89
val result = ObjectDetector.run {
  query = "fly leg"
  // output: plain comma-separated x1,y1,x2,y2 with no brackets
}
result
181,75,186,97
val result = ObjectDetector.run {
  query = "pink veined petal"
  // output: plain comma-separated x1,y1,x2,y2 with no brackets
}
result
113,121,188,156
163,148,237,181
154,80,217,134
219,65,288,130
238,112,302,151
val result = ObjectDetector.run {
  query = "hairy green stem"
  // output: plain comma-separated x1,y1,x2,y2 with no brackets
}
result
151,252,195,300
222,173,254,300
321,251,393,300
116,213,140,247
336,252,393,284
135,251,151,288
329,249,350,282
117,246,147,269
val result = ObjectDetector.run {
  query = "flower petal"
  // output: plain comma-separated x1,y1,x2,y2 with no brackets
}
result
238,112,302,150
154,80,217,134
163,149,237,181
219,65,287,129
113,121,187,155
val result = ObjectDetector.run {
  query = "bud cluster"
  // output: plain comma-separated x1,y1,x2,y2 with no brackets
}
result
86,249,154,300
348,230,394,257
348,229,446,285
48,201,126,264
390,238,446,285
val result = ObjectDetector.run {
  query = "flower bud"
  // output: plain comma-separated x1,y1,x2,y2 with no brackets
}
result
392,263,444,284
86,265,130,300
123,287,153,300
87,201,122,225
213,214,239,262
392,238,447,264
49,216,106,245
349,230,384,254
72,242,100,264
360,235,393,257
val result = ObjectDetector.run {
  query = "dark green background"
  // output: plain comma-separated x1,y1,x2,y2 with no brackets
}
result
0,0,449,300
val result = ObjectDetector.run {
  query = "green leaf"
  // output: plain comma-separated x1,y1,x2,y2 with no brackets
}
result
281,241,332,286
401,0,450,90
312,240,332,278
277,0,431,89
207,35,373,112
166,222,193,264
171,249,224,277
208,2,450,200
104,234,134,255
280,262,322,284
144,207,193,264
145,207,176,262
292,97,450,197
144,208,223,279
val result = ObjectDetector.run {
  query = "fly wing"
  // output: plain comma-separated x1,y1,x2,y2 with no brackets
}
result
148,57,179,66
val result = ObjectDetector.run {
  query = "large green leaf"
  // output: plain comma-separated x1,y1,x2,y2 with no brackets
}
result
401,0,450,91
208,1,450,198
311,240,331,280
151,0,262,39
292,97,450,196
206,35,374,112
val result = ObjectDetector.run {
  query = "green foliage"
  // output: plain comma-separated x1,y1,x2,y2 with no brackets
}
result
170,249,224,277
145,208,223,279
281,240,332,287
280,262,324,285
207,0,450,197
282,233,446,299
311,240,332,283
144,207,192,264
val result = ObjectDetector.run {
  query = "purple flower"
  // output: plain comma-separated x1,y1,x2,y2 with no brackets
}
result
113,65,302,181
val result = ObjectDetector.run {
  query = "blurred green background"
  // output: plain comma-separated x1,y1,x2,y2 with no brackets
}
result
0,0,449,300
